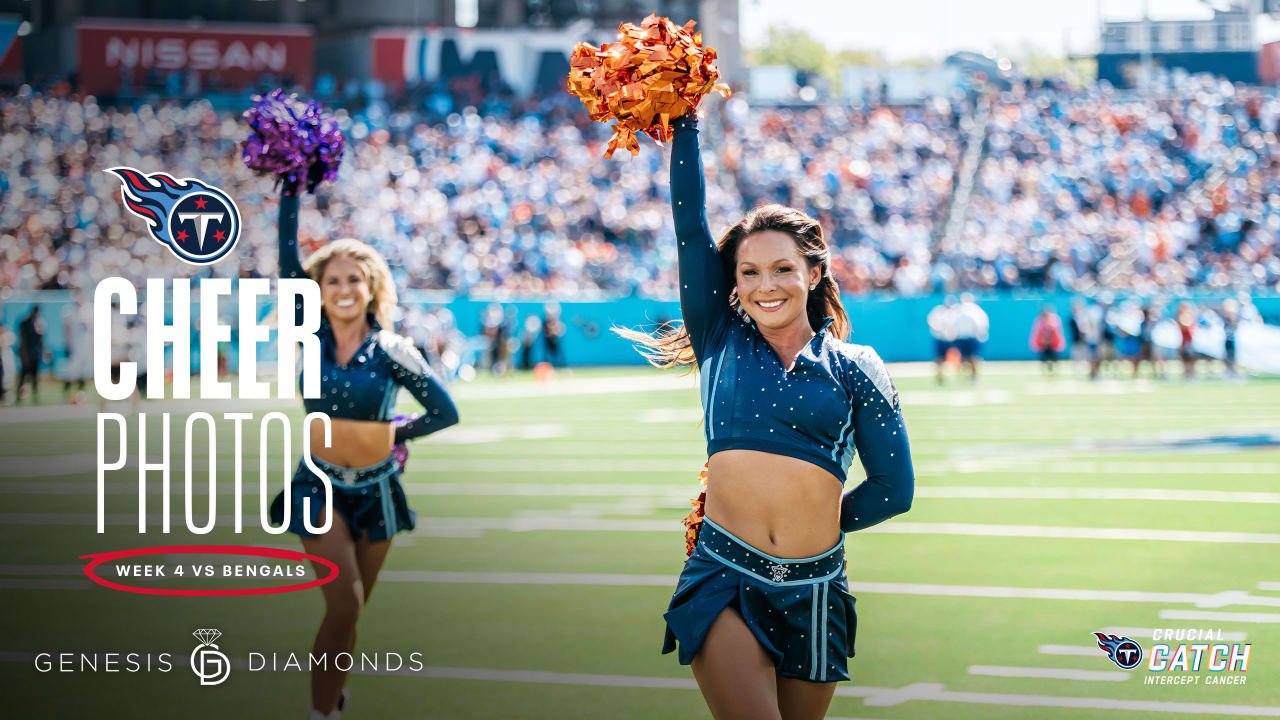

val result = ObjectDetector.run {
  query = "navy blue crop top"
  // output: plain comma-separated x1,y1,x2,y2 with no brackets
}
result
278,195,459,443
670,117,914,532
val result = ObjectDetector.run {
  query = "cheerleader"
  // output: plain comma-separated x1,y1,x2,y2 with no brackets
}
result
621,116,914,720
269,188,459,720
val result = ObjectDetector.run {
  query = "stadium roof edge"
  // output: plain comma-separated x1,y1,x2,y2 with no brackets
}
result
72,18,314,35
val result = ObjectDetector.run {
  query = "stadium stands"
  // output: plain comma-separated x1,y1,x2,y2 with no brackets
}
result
1,72,1277,299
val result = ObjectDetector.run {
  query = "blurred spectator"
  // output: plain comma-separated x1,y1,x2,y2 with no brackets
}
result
60,292,93,400
1134,306,1162,379
953,293,989,382
0,324,8,403
1029,304,1066,375
542,302,565,367
1071,296,1105,379
1176,301,1198,379
927,295,956,384
482,303,511,376
16,305,45,402
519,314,541,371
1221,297,1240,377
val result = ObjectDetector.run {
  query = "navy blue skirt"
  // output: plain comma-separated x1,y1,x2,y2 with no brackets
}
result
663,517,857,683
269,455,415,542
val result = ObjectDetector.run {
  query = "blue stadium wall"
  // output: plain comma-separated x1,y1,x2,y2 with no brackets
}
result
419,292,1280,365
1096,51,1258,87
6,291,1280,371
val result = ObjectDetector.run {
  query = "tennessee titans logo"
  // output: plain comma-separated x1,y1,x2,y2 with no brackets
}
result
1094,632,1144,670
106,167,241,265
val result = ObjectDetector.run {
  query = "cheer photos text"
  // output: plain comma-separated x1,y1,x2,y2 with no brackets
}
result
92,277,333,535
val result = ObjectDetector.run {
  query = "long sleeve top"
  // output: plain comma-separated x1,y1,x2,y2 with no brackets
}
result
278,194,459,442
669,117,913,532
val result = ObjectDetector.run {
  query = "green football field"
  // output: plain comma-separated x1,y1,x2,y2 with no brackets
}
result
1,363,1278,719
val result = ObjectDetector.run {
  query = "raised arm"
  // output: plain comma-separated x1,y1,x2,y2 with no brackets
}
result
670,116,733,363
380,333,460,442
839,350,914,532
278,193,305,279
276,192,311,329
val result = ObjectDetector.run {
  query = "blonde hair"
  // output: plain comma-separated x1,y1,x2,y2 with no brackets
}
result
303,238,398,329
616,204,850,369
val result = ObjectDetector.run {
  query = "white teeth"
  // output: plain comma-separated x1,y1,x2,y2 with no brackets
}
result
758,299,784,308
335,299,356,308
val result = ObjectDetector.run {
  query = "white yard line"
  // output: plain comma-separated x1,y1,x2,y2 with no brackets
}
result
0,564,85,576
452,374,696,400
1037,645,1101,657
400,517,1280,546
967,665,1129,682
846,583,1280,609
6,563,1278,612
0,579,91,590
944,460,1280,475
11,480,1280,508
877,523,1280,545
0,376,699,426
380,571,675,586
861,684,1280,715
912,487,1280,504
4,512,1279,548
425,424,569,444
0,399,290,424
1158,610,1280,624
0,455,169,478
376,571,1280,609
1257,582,1280,591
7,451,1279,478
898,390,1014,406
0,652,1275,716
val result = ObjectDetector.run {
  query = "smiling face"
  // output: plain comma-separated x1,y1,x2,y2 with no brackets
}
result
319,253,372,324
734,230,823,333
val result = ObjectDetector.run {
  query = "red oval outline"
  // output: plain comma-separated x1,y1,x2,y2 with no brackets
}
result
79,545,338,596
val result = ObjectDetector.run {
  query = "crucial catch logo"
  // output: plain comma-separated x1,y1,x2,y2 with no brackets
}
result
106,167,241,265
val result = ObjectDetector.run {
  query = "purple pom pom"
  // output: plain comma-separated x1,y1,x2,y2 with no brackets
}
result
241,89,344,195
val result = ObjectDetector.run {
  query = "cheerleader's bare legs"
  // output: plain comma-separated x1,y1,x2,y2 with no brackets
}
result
692,608,837,720
301,509,393,715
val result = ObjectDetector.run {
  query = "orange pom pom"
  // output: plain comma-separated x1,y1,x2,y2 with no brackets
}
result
567,14,731,159
681,460,711,555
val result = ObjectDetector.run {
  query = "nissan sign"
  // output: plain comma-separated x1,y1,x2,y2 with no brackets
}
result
76,20,314,94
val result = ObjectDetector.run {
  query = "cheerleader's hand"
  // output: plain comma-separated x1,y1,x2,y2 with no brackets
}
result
391,415,411,473
393,442,409,474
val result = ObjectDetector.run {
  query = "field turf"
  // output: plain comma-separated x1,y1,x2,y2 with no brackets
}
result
0,363,1277,718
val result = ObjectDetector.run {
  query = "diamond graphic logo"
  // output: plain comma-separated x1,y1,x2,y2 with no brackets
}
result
190,629,231,686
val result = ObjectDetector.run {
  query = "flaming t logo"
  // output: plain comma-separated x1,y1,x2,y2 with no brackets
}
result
1094,632,1144,670
106,167,241,265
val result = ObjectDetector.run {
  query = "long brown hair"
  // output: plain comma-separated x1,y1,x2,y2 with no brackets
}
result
616,204,850,368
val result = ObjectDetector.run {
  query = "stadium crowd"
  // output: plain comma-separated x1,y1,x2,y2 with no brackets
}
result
958,73,1280,294
2,73,1278,302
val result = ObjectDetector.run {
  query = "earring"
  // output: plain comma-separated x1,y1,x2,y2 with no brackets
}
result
809,283,818,291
